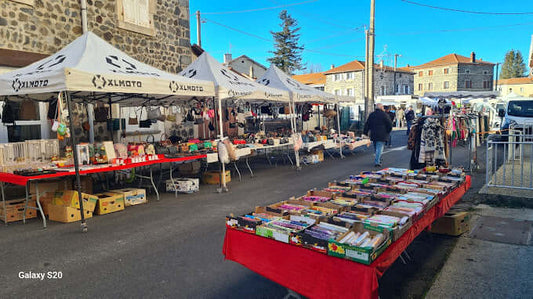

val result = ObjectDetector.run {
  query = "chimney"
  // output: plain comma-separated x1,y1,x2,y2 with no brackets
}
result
330,64,335,70
471,52,476,63
224,53,232,64
249,65,254,79
380,60,384,68
407,64,410,67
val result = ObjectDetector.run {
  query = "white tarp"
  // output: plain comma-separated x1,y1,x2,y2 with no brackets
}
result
256,65,336,103
179,52,289,102
0,32,215,102
419,97,452,107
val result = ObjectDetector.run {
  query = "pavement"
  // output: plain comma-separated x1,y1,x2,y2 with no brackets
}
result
0,130,531,298
426,205,533,299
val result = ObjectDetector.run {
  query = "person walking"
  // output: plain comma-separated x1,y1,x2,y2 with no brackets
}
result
405,106,415,135
396,107,405,128
364,103,393,167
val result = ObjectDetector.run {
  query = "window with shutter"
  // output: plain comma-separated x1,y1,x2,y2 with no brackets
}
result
117,0,155,36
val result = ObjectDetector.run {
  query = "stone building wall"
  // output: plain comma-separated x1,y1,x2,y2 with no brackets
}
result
414,64,494,95
0,0,192,73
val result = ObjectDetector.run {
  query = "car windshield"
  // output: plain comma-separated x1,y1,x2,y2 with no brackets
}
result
507,101,533,117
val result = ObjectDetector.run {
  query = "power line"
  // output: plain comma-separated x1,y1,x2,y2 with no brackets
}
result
203,18,362,58
383,21,533,36
202,18,271,42
307,25,366,43
401,0,533,15
202,0,318,15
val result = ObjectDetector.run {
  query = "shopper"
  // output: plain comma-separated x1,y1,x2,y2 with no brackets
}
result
363,103,393,167
396,107,405,128
405,106,415,135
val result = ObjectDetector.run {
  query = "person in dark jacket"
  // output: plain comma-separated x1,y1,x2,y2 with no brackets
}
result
363,103,393,167
405,106,415,135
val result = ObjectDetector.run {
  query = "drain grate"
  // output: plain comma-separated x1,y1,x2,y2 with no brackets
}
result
469,216,532,246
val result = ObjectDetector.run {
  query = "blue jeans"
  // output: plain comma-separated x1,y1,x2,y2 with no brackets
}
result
406,120,413,135
373,141,385,165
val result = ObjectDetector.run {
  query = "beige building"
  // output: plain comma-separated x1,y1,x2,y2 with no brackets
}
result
497,77,533,97
410,53,495,96
322,60,414,103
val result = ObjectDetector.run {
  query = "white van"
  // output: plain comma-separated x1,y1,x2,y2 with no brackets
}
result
499,98,533,132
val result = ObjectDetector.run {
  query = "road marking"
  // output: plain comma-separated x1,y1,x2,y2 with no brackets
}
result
383,146,407,154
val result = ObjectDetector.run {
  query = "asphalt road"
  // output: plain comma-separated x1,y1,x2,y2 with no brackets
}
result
0,131,475,298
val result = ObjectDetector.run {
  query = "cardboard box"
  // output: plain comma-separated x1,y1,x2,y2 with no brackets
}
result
430,211,471,236
52,191,98,213
108,188,147,206
202,170,231,185
328,225,391,265
165,178,200,193
311,149,324,162
30,180,69,196
0,199,37,223
266,199,314,216
94,193,125,215
38,193,54,216
47,204,93,223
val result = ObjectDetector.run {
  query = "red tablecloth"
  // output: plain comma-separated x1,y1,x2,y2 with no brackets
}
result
223,176,471,299
0,155,206,186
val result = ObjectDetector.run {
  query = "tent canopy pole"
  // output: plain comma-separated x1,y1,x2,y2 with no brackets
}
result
65,91,88,233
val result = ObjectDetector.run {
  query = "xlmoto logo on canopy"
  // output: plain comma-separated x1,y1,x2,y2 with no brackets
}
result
168,81,205,93
91,74,142,89
11,78,49,92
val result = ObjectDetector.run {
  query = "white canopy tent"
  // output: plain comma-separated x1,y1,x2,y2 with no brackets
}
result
0,32,215,103
256,65,340,168
0,32,216,229
179,52,290,191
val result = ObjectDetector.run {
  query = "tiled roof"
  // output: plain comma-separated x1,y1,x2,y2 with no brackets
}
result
324,60,414,74
292,72,326,85
497,77,533,85
410,53,494,69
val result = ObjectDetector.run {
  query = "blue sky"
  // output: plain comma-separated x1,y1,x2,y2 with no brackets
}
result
189,0,532,75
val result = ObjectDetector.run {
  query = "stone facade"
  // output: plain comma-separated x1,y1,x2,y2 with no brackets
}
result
0,0,192,73
325,69,414,103
412,54,495,96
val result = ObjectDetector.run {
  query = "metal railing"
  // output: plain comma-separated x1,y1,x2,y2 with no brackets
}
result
486,126,533,190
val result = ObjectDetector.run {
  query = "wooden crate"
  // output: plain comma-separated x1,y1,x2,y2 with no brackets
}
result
47,204,93,223
0,199,37,223
94,193,125,215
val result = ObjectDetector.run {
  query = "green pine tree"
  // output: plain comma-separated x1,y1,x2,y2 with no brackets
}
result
501,49,526,79
268,10,305,75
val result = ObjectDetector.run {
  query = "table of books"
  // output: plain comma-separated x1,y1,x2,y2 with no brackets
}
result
223,175,471,299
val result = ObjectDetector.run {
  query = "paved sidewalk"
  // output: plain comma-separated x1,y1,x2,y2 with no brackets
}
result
426,205,533,298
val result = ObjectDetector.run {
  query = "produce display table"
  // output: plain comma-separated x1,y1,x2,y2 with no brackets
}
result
223,176,471,299
0,154,206,228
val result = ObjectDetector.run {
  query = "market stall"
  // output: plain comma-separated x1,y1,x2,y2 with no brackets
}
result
223,167,471,299
257,65,350,168
0,32,216,230
179,52,290,191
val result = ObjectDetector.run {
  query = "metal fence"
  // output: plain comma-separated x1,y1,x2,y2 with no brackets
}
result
486,126,533,190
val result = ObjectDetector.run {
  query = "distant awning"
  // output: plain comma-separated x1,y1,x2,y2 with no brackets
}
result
423,91,499,98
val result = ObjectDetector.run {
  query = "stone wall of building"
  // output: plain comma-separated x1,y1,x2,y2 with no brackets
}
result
457,64,494,91
0,0,192,73
413,64,494,95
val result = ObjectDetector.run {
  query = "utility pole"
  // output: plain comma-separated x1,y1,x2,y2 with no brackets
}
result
365,0,375,119
364,29,369,118
196,11,202,47
494,62,500,91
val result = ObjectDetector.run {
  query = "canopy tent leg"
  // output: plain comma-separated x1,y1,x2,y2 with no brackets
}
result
216,95,228,192
65,91,88,233
291,100,301,170
336,104,344,159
